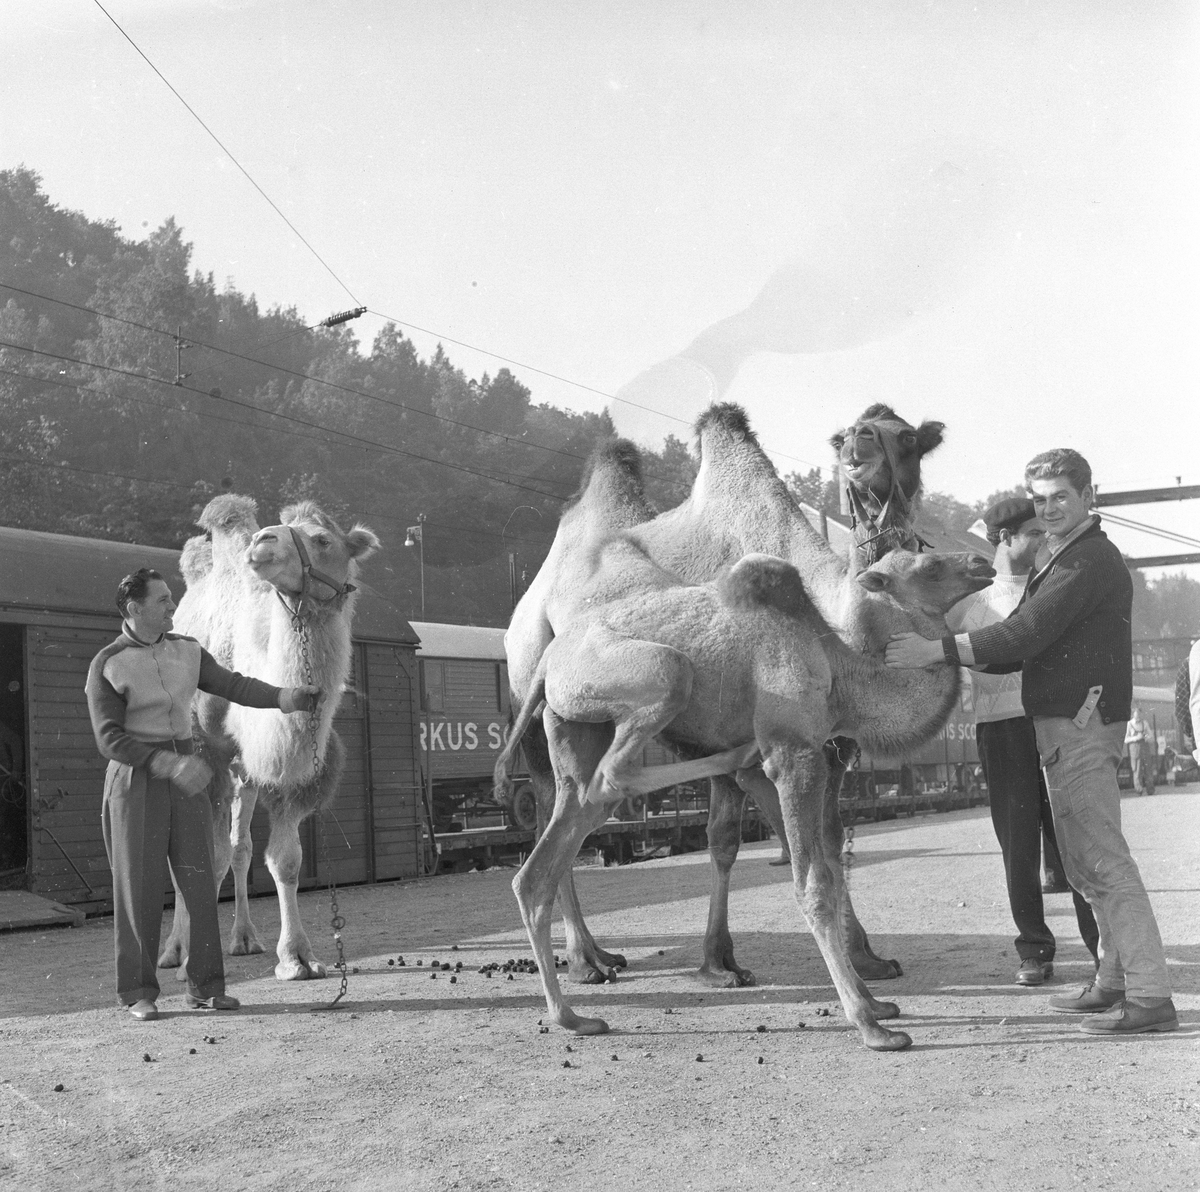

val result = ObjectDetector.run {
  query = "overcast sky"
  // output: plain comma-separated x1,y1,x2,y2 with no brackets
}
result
3,1,1198,572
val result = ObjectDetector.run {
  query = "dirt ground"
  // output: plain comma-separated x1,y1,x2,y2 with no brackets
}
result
3,788,1198,1192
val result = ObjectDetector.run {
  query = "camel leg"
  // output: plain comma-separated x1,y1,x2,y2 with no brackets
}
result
768,746,911,1052
697,774,754,988
264,807,326,981
226,784,265,956
513,713,618,1034
526,719,627,981
824,738,903,980
558,872,628,983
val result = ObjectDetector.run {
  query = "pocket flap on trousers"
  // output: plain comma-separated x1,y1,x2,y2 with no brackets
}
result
1038,744,1061,770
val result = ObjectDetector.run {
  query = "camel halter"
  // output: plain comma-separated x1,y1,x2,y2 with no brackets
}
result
843,422,929,567
274,526,357,624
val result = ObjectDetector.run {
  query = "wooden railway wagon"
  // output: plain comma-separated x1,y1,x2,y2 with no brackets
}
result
0,525,425,911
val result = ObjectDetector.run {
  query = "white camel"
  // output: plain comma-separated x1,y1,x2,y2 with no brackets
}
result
157,494,379,981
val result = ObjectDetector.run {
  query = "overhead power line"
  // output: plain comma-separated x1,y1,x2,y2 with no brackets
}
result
0,282,588,466
0,340,570,501
91,0,360,307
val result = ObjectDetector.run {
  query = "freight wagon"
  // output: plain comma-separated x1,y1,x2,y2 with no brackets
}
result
0,525,425,911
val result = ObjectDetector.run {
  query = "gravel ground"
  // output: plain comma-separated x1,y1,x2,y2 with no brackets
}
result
2,787,1198,1192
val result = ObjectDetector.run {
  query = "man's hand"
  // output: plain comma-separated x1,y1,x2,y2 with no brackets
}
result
279,685,321,714
885,632,946,669
149,751,212,796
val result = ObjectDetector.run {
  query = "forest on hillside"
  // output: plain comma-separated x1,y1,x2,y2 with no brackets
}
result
2,166,1197,635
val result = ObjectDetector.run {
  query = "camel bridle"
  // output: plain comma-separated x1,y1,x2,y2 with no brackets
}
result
844,421,929,567
273,525,358,625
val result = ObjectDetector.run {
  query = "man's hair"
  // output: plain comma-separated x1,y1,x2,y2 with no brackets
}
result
116,568,163,616
1024,448,1092,496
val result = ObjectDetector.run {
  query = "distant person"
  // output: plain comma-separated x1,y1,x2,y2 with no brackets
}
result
1124,705,1156,795
86,568,318,1022
945,496,1098,987
1182,639,1200,766
888,449,1176,1035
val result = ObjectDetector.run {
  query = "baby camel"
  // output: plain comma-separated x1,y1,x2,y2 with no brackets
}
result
497,539,980,1051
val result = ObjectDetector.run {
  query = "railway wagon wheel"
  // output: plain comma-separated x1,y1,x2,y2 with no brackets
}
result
507,783,539,831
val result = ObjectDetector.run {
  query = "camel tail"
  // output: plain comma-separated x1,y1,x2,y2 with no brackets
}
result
493,676,547,803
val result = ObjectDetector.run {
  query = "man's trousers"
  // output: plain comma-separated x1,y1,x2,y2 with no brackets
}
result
101,741,225,1004
977,716,1099,963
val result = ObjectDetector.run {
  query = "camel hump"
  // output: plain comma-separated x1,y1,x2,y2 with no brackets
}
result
180,534,213,585
197,492,259,534
564,438,647,511
717,554,812,619
694,402,758,445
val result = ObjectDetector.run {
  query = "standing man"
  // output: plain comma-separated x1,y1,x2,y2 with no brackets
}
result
945,497,1098,987
887,449,1176,1035
86,568,318,1022
1124,705,1156,796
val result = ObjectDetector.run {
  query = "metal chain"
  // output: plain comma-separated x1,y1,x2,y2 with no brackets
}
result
294,611,348,1009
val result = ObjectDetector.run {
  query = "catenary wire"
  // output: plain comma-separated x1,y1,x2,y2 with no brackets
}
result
91,0,360,307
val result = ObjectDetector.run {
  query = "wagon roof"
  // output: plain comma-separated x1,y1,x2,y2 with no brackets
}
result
0,524,417,644
409,620,507,661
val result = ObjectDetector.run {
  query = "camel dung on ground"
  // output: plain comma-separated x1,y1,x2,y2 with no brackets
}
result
157,494,379,982
498,537,988,1050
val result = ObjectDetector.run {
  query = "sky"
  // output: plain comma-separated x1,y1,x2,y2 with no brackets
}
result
3,0,1199,574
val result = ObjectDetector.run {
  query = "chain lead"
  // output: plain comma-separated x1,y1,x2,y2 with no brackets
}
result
294,610,348,1010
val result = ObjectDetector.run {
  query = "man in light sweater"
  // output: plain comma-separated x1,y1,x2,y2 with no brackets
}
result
86,568,319,1022
888,449,1176,1035
946,497,1098,987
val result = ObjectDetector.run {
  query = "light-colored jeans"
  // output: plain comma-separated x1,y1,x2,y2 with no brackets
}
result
1034,715,1171,1000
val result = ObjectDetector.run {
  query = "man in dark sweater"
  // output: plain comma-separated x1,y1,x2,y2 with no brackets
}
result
887,449,1176,1035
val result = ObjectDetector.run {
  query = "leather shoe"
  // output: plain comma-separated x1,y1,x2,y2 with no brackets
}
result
128,999,159,1021
185,993,240,1011
1049,981,1124,1013
1015,959,1053,986
1079,997,1178,1035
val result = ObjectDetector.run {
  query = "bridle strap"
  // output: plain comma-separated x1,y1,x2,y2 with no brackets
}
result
274,526,356,624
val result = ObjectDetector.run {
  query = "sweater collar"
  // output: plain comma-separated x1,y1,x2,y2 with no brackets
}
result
122,622,165,647
1030,514,1102,586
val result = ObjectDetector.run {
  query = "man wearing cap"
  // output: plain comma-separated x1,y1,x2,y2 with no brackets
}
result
945,496,1099,988
887,449,1176,1035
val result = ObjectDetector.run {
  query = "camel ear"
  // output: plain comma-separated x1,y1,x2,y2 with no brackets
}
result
916,421,945,456
856,570,891,593
345,525,381,560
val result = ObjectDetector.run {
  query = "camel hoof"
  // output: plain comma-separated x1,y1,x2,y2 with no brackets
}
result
156,943,184,969
569,964,609,985
870,1000,901,1020
594,950,627,971
852,956,903,981
228,931,265,956
275,958,325,981
563,1015,610,1036
865,1028,912,1052
697,965,755,989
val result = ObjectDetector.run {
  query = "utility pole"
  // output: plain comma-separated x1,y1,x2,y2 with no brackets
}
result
405,514,426,619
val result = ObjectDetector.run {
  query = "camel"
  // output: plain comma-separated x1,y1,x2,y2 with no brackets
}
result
506,404,983,986
157,494,379,981
497,538,988,1050
504,440,656,982
831,402,944,569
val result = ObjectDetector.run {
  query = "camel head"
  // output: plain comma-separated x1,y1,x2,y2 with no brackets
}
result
246,501,380,607
830,404,945,507
856,550,994,619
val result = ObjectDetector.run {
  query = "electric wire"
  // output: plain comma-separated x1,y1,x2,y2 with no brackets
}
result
0,340,571,501
91,0,360,307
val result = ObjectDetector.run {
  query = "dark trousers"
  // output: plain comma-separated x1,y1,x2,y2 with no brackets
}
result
101,741,225,1004
977,717,1099,963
